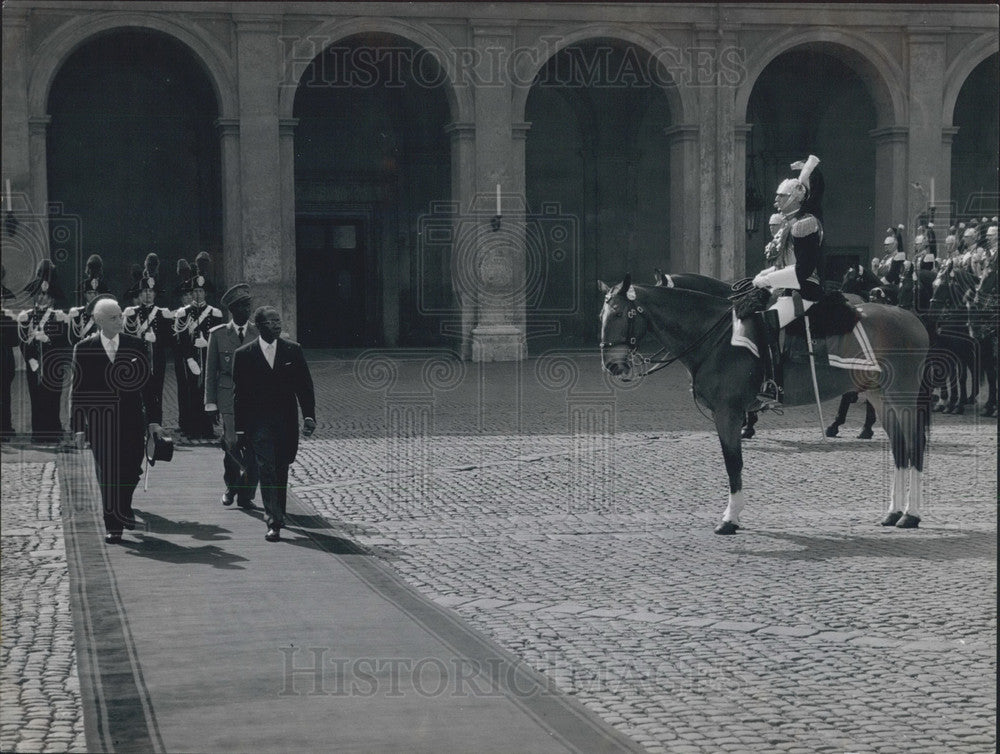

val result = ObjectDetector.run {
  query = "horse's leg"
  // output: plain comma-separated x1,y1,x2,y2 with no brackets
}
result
985,335,998,416
858,400,876,439
875,397,906,526
741,410,758,439
714,407,746,535
825,391,857,437
896,398,927,529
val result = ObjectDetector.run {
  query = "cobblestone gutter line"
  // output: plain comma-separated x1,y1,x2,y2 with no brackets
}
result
1,462,86,753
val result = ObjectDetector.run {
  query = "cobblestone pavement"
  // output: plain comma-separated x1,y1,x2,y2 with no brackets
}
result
1,351,996,752
0,459,86,753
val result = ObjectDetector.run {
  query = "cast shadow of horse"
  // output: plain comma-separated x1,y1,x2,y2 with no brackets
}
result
745,530,995,562
119,536,249,570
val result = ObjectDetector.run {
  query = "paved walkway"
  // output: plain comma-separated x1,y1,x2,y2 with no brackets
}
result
1,351,996,752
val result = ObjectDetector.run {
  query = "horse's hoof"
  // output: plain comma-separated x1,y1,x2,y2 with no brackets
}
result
714,521,741,535
880,511,903,526
825,424,840,437
933,404,945,413
943,404,955,414
953,405,965,415
896,513,921,529
857,428,874,440
741,426,755,439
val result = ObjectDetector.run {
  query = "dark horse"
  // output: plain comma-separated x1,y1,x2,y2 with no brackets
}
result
599,274,931,533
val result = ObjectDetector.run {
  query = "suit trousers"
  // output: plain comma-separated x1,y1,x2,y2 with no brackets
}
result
90,430,144,534
249,424,290,529
222,413,258,501
1,347,14,434
26,362,64,441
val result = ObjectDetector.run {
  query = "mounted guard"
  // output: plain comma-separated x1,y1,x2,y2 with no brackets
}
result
750,154,823,408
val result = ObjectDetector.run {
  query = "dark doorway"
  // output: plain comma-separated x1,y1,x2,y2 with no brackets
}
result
296,218,373,348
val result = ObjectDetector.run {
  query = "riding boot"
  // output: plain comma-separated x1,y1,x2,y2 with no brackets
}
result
753,309,783,406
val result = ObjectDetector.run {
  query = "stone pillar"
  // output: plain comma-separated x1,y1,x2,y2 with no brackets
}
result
906,31,947,231
216,118,241,291
694,28,738,281
2,11,30,210
235,18,289,334
445,121,476,359
939,126,960,229
870,126,909,254
278,117,298,337
469,21,525,362
734,123,751,278
27,117,51,245
664,124,699,273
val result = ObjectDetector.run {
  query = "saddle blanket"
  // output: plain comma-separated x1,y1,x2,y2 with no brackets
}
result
731,310,881,372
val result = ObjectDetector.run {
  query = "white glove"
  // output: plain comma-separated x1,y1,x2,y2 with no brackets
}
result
186,357,201,376
144,331,156,342
34,331,50,342
204,403,218,413
752,272,770,289
194,336,208,349
28,358,40,372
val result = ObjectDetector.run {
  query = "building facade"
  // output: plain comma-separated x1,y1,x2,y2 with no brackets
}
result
2,2,997,357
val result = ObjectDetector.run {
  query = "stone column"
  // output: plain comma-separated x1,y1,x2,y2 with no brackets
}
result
939,126,960,229
906,30,947,231
2,10,30,210
445,121,476,359
870,126,909,254
235,18,289,333
734,123,751,278
664,124,699,273
469,21,525,362
27,117,51,246
216,118,241,290
278,117,298,337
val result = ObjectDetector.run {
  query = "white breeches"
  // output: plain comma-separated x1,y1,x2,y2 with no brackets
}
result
768,295,815,328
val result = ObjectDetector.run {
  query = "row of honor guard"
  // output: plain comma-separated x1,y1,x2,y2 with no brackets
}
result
0,251,223,443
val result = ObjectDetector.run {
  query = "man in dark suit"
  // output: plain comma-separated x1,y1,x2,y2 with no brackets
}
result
71,296,153,543
233,306,315,542
205,283,259,508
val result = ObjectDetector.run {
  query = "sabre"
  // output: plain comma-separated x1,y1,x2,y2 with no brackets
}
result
803,313,826,438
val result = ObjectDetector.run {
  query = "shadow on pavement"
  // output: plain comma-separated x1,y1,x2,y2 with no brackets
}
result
119,536,249,570
135,510,232,542
746,529,996,561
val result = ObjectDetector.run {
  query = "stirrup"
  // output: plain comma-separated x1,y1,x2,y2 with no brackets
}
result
751,380,784,413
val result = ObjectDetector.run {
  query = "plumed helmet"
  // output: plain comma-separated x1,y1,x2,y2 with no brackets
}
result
24,258,66,302
85,254,103,277
143,252,160,278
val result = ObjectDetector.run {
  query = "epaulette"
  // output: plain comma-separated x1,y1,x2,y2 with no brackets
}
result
69,306,83,316
209,323,226,333
159,306,176,318
792,215,819,237
16,310,29,322
123,306,136,316
892,252,905,261
211,306,223,317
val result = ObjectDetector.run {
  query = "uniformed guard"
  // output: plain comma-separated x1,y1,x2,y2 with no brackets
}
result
882,225,906,286
174,269,223,439
750,154,823,406
763,212,785,265
67,254,110,345
1,265,19,440
17,260,70,443
172,258,194,433
123,254,175,425
205,283,260,507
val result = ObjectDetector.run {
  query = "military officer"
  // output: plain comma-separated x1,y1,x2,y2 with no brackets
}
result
123,257,175,425
67,255,109,345
17,260,70,443
750,155,823,406
172,258,194,434
1,265,19,440
174,271,222,439
205,283,260,508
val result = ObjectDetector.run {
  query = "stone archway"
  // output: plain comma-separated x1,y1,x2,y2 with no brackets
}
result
949,52,999,221
45,28,223,304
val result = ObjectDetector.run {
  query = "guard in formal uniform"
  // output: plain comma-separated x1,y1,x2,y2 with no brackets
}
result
751,155,823,405
17,260,70,443
763,212,785,265
172,258,194,434
67,255,109,346
1,265,19,440
123,255,175,425
882,225,906,286
205,283,259,507
174,271,222,439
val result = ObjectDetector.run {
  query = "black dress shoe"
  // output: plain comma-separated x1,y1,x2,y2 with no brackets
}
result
122,518,137,531
221,493,234,506
265,528,280,542
105,533,122,544
237,499,255,509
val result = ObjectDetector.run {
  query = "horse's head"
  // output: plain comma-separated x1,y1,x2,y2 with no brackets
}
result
598,273,648,380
